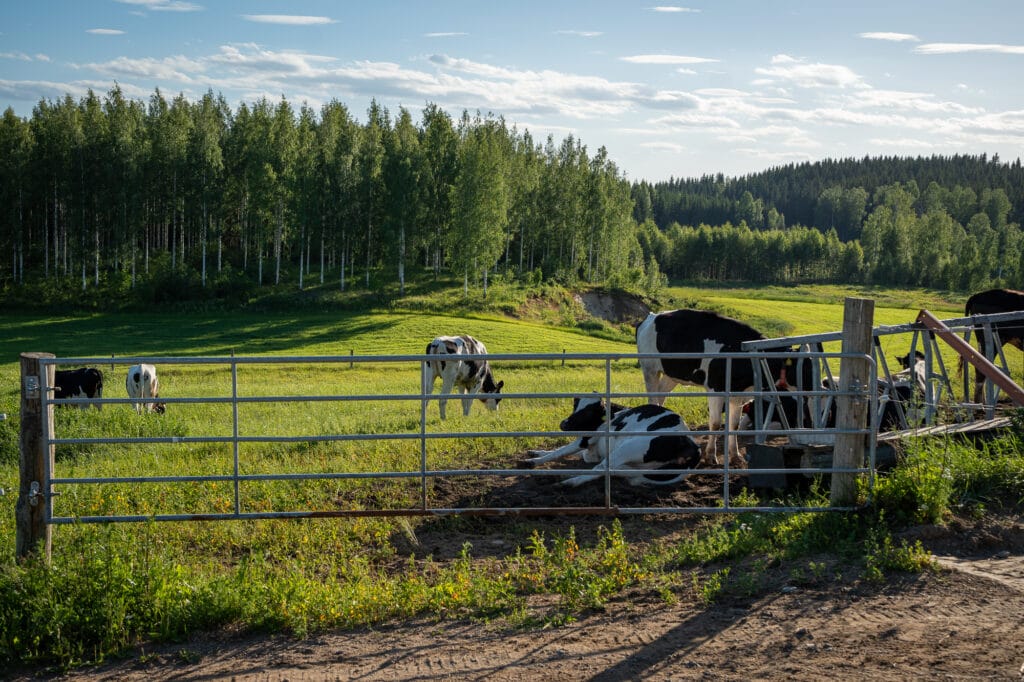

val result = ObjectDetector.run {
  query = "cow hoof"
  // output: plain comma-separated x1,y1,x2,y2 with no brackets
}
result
518,459,538,469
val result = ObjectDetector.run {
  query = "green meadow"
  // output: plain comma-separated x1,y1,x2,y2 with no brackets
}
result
1,283,1021,670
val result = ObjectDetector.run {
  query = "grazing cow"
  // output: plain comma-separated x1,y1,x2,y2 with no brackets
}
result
528,396,701,487
636,309,813,464
424,335,504,419
54,368,104,410
964,288,1024,402
126,363,164,414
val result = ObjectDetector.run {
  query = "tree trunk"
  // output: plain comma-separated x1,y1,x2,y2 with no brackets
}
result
398,223,406,296
298,222,305,291
275,198,283,285
201,199,208,287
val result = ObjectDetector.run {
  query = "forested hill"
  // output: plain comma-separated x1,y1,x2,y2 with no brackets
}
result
634,154,1024,238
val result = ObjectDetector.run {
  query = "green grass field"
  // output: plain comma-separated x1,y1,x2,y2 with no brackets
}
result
3,283,1019,669
0,284,988,523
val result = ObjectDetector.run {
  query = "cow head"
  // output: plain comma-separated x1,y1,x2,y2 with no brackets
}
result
897,350,925,370
559,396,630,432
479,374,504,411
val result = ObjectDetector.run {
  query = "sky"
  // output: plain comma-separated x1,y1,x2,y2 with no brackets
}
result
2,0,1024,183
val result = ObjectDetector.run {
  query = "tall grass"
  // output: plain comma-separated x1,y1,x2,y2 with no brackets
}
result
1,283,1020,670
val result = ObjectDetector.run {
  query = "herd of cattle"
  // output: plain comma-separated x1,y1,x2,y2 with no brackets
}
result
48,288,1024,487
54,363,163,414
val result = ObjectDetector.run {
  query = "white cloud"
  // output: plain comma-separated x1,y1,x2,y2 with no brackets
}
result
676,68,697,75
755,54,867,89
115,0,201,11
648,112,743,129
648,6,700,12
35,54,51,63
87,29,126,35
621,54,718,65
424,32,468,38
915,42,1024,55
555,30,603,37
868,137,938,148
845,89,983,114
859,32,920,42
640,141,686,152
78,54,206,83
0,52,32,61
242,15,335,26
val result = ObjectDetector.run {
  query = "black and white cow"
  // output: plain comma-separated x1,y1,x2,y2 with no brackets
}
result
126,363,164,414
524,399,630,465
964,288,1024,402
894,350,926,394
526,396,701,487
636,309,813,463
54,368,104,409
424,335,504,419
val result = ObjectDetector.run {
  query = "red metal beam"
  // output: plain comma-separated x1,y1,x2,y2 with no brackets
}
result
916,309,1024,406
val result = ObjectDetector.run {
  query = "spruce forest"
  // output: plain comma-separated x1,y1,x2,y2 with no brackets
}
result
2,86,1024,306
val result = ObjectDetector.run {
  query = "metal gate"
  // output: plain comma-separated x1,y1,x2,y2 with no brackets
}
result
22,347,875,528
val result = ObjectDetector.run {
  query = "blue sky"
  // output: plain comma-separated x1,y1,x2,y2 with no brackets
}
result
2,0,1024,182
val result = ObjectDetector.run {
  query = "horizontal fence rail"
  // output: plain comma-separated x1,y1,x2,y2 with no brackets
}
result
27,348,877,526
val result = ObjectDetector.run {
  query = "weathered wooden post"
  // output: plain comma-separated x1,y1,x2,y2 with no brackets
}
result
16,352,55,563
831,298,874,507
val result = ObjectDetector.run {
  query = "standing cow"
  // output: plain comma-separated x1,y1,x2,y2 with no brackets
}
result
964,288,1024,402
54,368,104,410
424,335,504,419
126,363,164,414
636,309,812,464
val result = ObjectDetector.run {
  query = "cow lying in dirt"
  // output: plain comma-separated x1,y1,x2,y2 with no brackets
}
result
524,396,702,487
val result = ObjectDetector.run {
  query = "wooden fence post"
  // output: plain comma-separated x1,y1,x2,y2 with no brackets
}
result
16,352,55,563
831,298,874,507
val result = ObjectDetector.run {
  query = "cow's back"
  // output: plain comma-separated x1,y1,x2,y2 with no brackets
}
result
965,288,1024,347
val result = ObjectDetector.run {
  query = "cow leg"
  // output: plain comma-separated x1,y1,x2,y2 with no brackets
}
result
562,437,649,487
725,395,747,466
461,385,477,416
641,363,679,407
702,395,726,465
437,376,456,420
524,439,586,466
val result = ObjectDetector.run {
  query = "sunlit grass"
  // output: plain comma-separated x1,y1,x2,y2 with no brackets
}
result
1,282,1020,669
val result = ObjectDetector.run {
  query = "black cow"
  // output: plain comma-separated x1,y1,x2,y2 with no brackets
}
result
527,396,701,487
964,288,1024,402
54,368,104,410
636,309,814,464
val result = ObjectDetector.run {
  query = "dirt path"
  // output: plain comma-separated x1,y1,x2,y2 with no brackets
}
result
13,546,1021,681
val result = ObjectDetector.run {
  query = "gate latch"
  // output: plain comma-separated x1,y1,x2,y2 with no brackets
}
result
24,376,40,400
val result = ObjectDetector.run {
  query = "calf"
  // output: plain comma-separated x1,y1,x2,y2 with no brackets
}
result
529,396,702,487
636,309,813,464
54,368,104,410
524,400,630,465
424,335,504,419
126,363,164,414
964,288,1024,402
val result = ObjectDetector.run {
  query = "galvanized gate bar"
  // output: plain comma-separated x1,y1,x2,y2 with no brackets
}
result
32,349,875,524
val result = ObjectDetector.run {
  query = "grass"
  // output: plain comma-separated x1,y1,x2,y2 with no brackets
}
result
0,281,1021,670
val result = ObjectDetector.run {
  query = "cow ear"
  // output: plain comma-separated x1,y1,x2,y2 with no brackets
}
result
496,381,504,391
